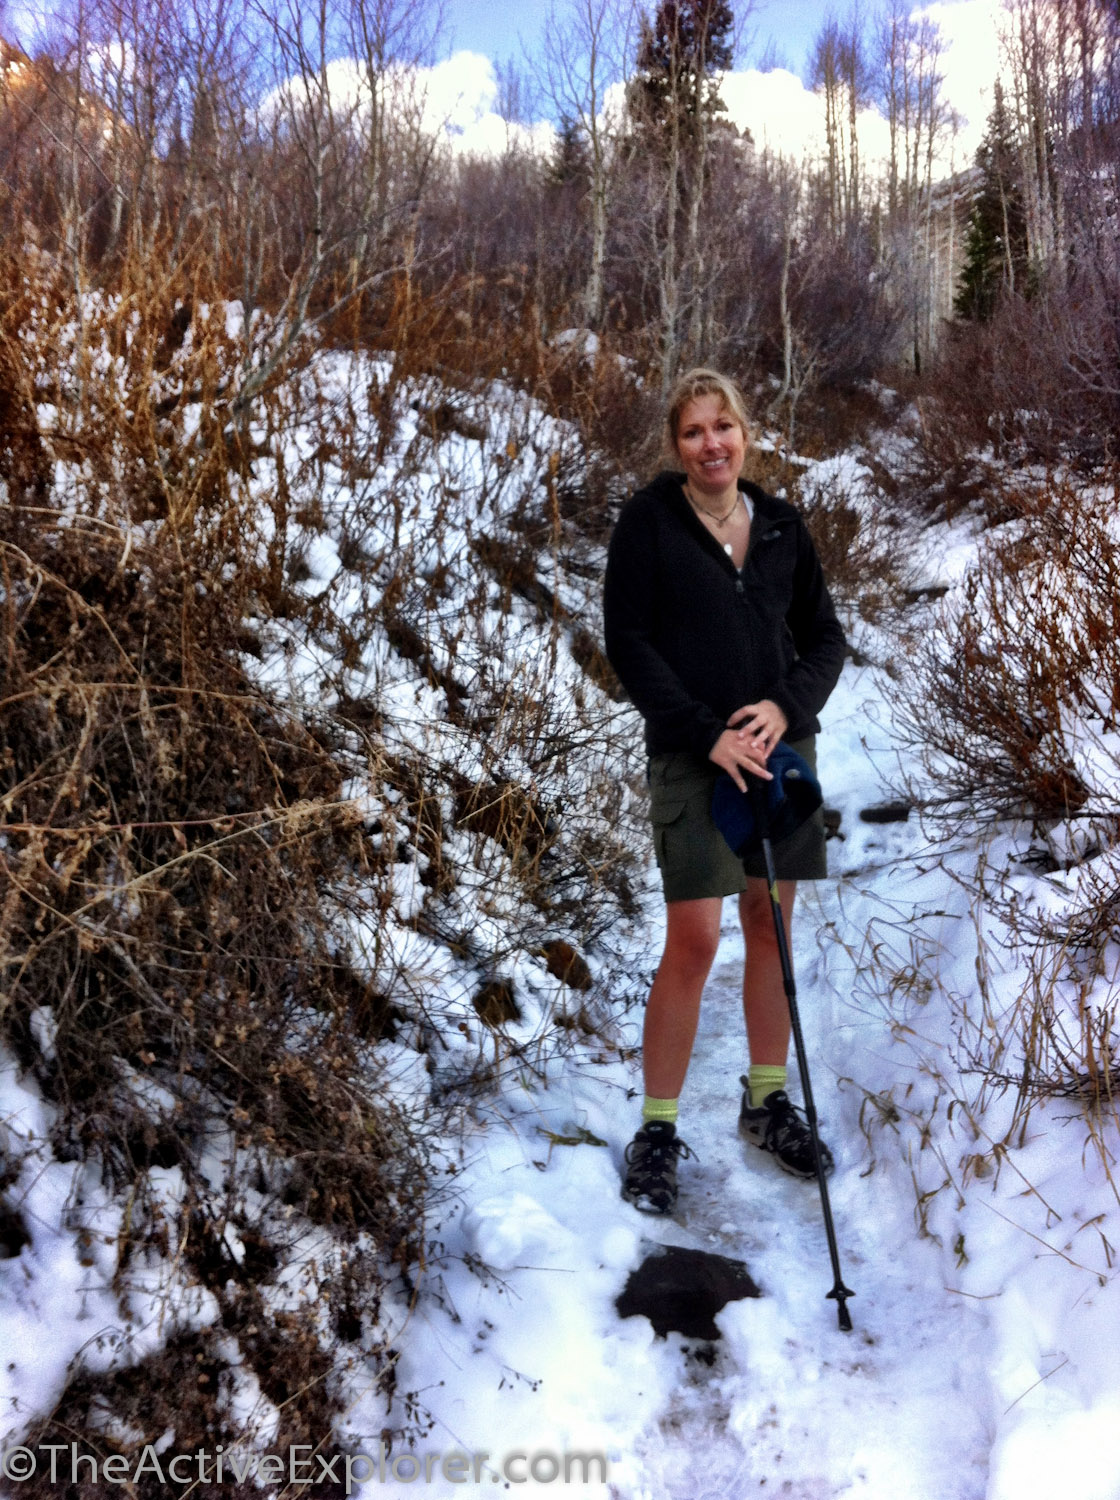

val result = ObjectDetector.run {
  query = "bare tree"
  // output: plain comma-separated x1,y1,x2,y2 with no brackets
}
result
161,0,256,268
810,16,843,235
229,0,441,414
876,1,949,370
1000,0,1061,275
997,0,1117,285
877,1,946,218
810,6,871,239
768,154,803,418
536,0,634,330
342,0,442,288
625,0,742,388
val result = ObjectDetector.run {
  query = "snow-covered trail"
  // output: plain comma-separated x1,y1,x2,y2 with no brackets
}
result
617,910,992,1500
360,655,1006,1500
354,616,1120,1500
380,881,997,1500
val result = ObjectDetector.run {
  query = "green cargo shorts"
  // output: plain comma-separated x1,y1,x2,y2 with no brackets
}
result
648,736,827,903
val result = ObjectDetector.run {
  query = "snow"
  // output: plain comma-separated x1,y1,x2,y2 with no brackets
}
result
334,629,1117,1500
552,329,601,360
4,336,1120,1500
320,665,987,1500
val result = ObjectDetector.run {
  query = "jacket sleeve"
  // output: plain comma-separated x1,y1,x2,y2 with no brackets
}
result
768,517,847,732
602,497,726,758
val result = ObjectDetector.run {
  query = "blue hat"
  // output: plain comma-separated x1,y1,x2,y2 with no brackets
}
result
711,741,823,856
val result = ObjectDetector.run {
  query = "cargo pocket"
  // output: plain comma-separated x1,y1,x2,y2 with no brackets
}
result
649,795,688,873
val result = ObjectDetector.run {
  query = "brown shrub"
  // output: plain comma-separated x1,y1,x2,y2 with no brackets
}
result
896,284,1120,521
889,472,1120,831
0,331,50,507
0,505,428,1239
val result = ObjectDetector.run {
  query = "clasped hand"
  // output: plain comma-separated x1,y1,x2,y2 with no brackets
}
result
707,700,789,793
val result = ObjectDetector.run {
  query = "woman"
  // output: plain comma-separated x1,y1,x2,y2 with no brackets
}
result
603,368,846,1215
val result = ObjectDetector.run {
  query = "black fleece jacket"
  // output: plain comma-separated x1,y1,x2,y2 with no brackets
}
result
603,472,846,759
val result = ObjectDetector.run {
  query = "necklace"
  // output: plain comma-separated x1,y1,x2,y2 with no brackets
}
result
684,483,741,528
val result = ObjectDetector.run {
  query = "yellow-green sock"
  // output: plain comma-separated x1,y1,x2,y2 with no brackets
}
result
642,1095,679,1125
748,1065,787,1109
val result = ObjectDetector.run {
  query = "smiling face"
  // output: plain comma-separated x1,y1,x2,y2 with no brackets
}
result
673,394,747,507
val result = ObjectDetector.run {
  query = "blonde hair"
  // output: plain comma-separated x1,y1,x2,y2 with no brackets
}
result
663,367,751,467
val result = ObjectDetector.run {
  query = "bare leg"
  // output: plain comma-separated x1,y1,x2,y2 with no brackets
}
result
738,879,797,1067
641,897,722,1099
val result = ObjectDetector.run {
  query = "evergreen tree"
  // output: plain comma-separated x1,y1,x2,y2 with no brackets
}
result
955,80,1028,321
628,0,735,148
623,0,737,386
546,115,592,193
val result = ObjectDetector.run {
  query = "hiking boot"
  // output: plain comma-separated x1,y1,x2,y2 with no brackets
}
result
738,1083,834,1179
621,1121,694,1215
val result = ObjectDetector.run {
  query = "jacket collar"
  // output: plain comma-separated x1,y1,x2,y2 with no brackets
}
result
649,470,796,528
645,470,794,574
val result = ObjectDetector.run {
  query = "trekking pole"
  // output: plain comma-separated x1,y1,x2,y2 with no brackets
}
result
749,780,855,1333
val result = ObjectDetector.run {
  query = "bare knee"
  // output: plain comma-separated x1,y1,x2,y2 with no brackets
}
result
665,931,718,980
738,881,795,947
660,902,720,981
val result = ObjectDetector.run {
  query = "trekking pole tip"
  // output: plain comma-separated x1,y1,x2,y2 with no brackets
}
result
828,1284,855,1333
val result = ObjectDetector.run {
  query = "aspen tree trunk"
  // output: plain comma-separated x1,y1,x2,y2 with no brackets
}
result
658,84,682,393
683,57,712,364
826,71,840,233
848,72,860,229
1006,0,1058,277
684,164,705,363
945,125,958,325
585,170,608,330
349,72,385,293
103,27,128,262
538,0,629,333
881,8,901,223
923,113,936,358
775,205,795,407
812,22,842,235
582,0,620,331
1000,176,1015,291
60,7,91,408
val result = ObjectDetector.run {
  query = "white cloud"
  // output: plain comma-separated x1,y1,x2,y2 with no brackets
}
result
418,51,555,157
600,67,892,174
88,38,135,91
418,50,498,136
576,2,1007,178
719,67,818,159
715,0,1009,180
263,49,555,160
719,66,893,172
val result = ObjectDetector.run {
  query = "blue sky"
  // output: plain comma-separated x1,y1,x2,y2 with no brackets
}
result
440,0,826,77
